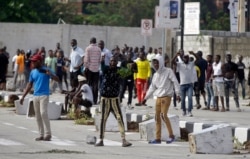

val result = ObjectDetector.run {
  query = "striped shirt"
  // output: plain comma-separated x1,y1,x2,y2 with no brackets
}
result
84,44,101,72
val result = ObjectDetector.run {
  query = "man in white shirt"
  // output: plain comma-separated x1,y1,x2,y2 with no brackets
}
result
172,51,197,117
66,39,84,88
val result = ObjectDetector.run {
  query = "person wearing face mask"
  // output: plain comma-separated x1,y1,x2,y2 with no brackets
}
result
65,39,84,88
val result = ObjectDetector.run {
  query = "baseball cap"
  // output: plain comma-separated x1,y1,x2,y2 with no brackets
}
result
30,54,43,62
78,75,86,82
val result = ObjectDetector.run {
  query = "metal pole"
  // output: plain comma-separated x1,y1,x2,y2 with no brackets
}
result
180,0,184,50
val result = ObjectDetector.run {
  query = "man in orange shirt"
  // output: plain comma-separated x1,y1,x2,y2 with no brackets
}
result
16,50,25,91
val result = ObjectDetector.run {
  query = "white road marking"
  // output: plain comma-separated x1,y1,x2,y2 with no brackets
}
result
49,138,76,146
0,138,24,146
2,122,14,126
16,126,27,130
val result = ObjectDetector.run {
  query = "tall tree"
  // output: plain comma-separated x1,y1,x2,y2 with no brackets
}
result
85,0,158,27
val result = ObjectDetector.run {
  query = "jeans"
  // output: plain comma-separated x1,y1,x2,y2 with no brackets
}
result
236,79,246,99
224,80,240,108
180,83,193,112
205,82,214,108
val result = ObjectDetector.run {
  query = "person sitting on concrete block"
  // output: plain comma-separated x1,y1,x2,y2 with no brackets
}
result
72,75,93,119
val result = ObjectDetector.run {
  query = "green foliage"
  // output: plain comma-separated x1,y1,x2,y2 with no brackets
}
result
117,67,132,79
85,0,158,27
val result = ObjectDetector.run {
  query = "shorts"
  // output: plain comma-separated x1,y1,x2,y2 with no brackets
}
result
213,81,225,96
17,73,25,82
0,74,6,83
194,80,205,96
78,99,93,108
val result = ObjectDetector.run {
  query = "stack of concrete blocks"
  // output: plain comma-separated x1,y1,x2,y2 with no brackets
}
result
27,100,63,120
188,124,233,154
94,106,127,132
139,114,180,141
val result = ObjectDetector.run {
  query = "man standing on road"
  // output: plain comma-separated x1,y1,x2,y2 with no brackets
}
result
0,48,9,90
84,37,102,104
20,54,59,141
66,39,84,88
222,53,241,112
172,51,196,117
212,54,225,111
142,56,180,144
236,55,246,99
95,57,132,147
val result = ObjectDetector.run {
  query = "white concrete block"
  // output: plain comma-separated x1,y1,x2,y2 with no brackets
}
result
189,124,233,154
94,106,127,132
15,98,32,115
27,100,62,120
139,114,180,141
47,101,62,120
234,127,249,144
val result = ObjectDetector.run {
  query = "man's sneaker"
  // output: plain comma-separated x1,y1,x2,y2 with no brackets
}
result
35,136,44,141
122,140,132,147
127,104,134,110
226,107,230,111
196,104,201,109
237,108,241,112
166,137,175,144
148,139,161,144
95,140,104,147
182,111,186,116
135,103,142,106
43,135,51,141
187,112,193,117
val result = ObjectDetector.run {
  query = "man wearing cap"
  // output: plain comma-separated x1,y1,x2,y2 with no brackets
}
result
222,53,241,112
72,75,93,118
20,54,59,141
172,51,197,117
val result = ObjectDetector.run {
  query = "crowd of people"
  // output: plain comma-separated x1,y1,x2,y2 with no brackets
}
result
0,37,250,145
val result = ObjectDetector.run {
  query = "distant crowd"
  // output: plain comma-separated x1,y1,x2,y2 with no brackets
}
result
0,39,250,116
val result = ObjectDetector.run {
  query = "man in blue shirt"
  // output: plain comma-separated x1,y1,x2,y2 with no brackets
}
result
20,54,59,141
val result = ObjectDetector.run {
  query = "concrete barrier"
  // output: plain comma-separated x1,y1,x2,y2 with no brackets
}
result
188,124,233,154
27,100,62,120
94,106,128,132
139,114,180,141
14,98,32,115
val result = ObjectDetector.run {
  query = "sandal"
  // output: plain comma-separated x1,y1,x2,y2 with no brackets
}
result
148,139,161,144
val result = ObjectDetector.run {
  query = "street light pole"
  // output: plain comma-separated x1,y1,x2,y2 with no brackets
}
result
180,0,185,50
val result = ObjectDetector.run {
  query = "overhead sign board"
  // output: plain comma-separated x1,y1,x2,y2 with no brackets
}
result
184,2,200,35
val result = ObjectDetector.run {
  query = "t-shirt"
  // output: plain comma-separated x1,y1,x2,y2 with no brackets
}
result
176,61,195,85
81,84,94,104
0,53,9,75
16,55,25,73
236,62,245,80
100,65,120,97
29,66,54,96
45,57,57,72
56,58,65,75
195,58,207,82
70,47,84,72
